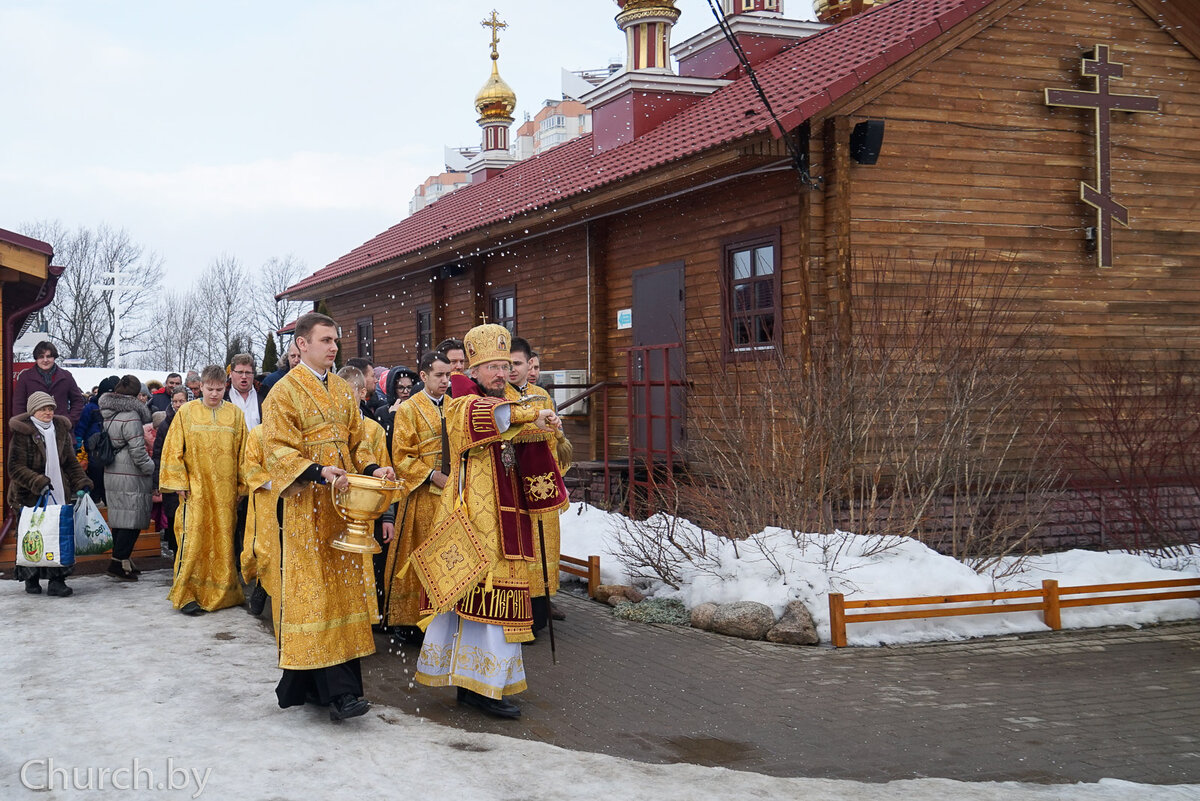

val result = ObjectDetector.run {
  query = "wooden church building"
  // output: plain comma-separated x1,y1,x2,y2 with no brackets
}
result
285,0,1200,548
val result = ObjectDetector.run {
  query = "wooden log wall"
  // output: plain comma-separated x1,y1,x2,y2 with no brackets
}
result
840,0,1200,479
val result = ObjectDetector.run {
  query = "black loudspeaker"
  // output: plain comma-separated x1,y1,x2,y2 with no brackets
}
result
850,119,885,165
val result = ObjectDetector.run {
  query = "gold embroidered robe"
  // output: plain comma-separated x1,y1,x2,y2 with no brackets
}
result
382,392,446,626
506,384,563,597
422,395,548,643
360,415,391,605
159,400,247,612
261,367,379,671
240,426,281,627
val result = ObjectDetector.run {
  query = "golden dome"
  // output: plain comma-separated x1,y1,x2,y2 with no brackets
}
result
475,57,517,120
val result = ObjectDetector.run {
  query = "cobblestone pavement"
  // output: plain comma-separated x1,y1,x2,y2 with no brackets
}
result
362,592,1200,785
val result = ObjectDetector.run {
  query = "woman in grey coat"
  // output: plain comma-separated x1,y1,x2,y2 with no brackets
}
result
99,374,154,581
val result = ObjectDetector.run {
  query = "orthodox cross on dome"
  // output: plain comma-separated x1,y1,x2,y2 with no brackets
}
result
482,10,507,60
1045,44,1159,268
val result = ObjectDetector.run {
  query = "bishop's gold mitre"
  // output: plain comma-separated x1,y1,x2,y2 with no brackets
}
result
464,324,513,369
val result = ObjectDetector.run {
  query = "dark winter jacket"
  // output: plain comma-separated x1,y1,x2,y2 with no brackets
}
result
6,413,92,510
13,365,86,426
148,387,174,414
74,400,103,444
259,365,291,399
99,392,154,530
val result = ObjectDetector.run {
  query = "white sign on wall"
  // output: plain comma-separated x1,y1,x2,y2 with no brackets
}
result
616,308,632,330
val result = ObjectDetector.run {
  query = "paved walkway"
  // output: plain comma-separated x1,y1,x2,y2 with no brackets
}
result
361,592,1200,785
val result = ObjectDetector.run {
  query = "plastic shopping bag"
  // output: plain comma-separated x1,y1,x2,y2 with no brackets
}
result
17,494,76,567
73,494,114,555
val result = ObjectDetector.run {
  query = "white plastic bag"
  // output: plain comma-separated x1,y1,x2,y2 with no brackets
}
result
74,494,114,555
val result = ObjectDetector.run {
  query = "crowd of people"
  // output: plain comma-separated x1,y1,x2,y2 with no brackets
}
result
9,320,571,723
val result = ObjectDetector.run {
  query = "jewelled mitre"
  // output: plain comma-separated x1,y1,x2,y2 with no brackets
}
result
464,323,513,369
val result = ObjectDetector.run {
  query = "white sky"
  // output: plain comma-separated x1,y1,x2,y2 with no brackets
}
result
2,1,811,289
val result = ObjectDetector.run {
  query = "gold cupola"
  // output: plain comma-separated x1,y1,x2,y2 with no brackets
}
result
474,57,517,122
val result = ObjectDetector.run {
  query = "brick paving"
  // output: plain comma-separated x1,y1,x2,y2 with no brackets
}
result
362,592,1200,784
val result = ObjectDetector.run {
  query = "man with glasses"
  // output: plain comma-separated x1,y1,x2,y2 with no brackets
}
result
225,354,262,430
412,324,566,719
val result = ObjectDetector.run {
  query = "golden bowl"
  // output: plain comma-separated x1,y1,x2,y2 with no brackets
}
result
330,474,403,554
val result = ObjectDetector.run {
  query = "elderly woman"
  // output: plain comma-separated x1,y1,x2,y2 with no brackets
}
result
100,374,155,581
8,391,93,597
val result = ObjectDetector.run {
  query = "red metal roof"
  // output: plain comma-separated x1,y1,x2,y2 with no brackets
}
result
0,227,53,257
288,0,994,295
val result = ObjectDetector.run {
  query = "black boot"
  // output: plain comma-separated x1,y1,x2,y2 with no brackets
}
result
329,694,369,721
24,578,41,594
46,579,73,598
456,687,521,719
106,559,138,582
247,582,268,616
180,601,204,615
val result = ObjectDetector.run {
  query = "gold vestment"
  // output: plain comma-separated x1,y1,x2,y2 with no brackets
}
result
159,400,247,612
382,392,446,626
240,425,281,629
506,384,563,597
261,367,379,670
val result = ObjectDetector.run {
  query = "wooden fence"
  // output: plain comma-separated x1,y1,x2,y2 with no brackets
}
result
559,553,601,598
828,577,1200,647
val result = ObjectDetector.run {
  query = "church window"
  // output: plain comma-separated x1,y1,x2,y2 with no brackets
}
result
356,317,374,361
490,287,516,334
722,229,780,360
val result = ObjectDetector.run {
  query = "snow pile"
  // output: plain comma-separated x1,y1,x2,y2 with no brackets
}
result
559,503,1200,646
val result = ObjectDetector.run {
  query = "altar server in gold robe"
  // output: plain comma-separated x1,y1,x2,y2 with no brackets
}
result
411,324,566,719
240,425,281,621
507,337,571,635
262,312,395,722
160,365,247,615
338,364,394,610
381,350,453,639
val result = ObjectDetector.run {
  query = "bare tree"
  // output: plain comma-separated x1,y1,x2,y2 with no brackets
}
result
195,254,251,365
257,254,309,339
139,289,205,371
20,220,163,366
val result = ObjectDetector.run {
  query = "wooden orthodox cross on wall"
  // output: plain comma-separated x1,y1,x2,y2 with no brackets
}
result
1044,44,1159,268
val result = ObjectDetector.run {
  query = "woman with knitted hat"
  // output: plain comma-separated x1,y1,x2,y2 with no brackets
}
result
7,391,93,596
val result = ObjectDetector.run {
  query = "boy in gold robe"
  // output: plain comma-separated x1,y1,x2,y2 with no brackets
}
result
381,350,453,639
160,364,247,615
338,364,394,612
262,312,395,722
240,425,281,622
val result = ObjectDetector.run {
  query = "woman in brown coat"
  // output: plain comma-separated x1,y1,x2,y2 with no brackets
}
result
8,391,93,597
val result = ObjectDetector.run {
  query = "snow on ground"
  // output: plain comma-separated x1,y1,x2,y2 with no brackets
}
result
559,503,1200,647
1,573,1195,801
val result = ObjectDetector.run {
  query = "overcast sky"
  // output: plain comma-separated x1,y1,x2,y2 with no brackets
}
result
3,2,816,289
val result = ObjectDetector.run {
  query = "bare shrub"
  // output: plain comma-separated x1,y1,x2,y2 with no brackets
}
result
1056,351,1200,554
609,485,720,589
673,251,1061,572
